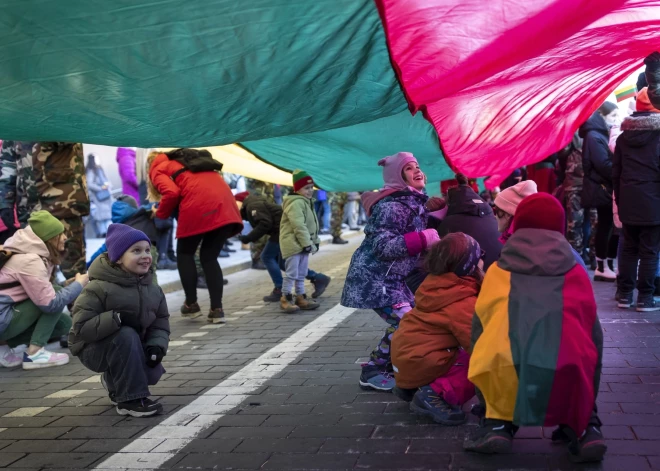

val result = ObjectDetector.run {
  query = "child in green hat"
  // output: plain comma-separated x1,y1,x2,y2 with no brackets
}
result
279,170,321,313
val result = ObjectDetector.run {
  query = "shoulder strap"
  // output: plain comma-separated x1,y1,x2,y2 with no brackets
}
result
0,281,20,290
171,168,187,181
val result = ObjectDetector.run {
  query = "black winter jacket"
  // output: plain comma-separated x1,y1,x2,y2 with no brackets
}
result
436,185,502,270
613,112,660,226
580,112,613,208
239,194,282,243
646,60,660,110
69,254,170,356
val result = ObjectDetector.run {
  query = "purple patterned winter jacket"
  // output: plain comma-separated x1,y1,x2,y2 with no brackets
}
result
341,190,429,309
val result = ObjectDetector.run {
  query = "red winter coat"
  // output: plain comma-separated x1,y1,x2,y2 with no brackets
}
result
149,153,243,239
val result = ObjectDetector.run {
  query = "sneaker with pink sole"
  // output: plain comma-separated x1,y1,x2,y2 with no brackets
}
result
0,346,23,368
22,348,69,370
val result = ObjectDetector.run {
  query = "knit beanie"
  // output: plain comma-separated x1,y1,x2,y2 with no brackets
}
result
494,180,538,216
234,191,250,203
513,193,565,235
378,152,418,190
293,170,314,192
636,87,660,112
28,211,65,242
106,223,151,262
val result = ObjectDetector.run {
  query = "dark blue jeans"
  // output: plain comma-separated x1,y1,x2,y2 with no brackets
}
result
618,224,660,299
314,200,330,231
261,240,283,288
78,327,165,403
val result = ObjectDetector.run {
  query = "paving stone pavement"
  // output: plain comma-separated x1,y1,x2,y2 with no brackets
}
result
1,237,659,470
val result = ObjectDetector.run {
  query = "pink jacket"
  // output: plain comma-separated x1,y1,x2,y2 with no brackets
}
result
0,227,83,334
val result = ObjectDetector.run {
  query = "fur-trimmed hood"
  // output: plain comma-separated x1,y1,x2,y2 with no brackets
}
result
619,112,660,148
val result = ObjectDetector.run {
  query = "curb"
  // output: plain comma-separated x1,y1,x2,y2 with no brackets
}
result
160,230,363,294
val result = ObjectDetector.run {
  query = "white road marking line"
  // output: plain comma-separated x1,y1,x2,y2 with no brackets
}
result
182,332,207,338
4,407,50,417
45,389,88,399
200,324,224,329
230,311,252,316
80,375,101,383
244,305,263,310
0,428,6,433
95,303,356,469
168,340,191,347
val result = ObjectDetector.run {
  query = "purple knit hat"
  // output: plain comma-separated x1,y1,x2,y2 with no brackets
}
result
378,152,418,191
106,223,150,262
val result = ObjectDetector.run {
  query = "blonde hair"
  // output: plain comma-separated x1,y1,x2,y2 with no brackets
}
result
45,234,63,266
146,151,163,203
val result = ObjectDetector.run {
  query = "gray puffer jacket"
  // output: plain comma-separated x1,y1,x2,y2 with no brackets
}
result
69,253,170,356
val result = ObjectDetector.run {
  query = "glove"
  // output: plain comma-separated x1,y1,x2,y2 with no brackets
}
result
302,246,313,254
313,243,320,253
238,235,250,244
425,197,446,212
119,312,141,332
420,228,441,250
0,208,15,232
645,51,660,65
146,345,164,368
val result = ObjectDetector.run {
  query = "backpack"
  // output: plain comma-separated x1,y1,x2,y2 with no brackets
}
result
0,249,20,290
166,148,223,181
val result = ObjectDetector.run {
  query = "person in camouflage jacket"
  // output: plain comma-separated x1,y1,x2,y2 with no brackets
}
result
0,141,90,278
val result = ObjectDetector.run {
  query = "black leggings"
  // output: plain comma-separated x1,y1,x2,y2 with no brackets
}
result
595,205,618,260
177,226,235,310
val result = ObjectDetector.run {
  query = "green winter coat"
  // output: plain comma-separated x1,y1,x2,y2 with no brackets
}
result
280,194,320,259
68,254,170,356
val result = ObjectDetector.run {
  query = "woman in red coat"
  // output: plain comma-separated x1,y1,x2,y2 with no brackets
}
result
149,149,243,323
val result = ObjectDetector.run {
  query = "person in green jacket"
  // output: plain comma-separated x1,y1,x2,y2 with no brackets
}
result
69,224,170,418
279,170,321,313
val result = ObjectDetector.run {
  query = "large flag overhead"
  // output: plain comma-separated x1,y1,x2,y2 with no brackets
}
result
0,0,657,189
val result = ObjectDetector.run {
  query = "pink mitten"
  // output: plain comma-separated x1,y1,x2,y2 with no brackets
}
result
421,228,440,249
425,197,446,212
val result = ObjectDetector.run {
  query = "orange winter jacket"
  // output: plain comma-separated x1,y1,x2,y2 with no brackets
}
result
391,273,478,389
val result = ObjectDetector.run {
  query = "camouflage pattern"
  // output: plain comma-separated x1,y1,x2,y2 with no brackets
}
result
0,141,89,224
60,217,86,278
247,179,275,261
0,141,39,224
565,189,584,253
329,192,347,238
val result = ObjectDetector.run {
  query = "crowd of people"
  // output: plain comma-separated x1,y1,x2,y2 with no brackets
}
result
2,53,660,463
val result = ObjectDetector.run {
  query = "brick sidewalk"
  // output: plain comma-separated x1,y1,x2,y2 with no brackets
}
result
0,238,659,470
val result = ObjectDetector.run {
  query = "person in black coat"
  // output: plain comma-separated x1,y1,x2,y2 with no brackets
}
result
436,175,502,270
613,88,660,311
580,103,620,282
235,192,331,302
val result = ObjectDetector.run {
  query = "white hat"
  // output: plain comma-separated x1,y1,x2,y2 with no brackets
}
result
494,180,538,216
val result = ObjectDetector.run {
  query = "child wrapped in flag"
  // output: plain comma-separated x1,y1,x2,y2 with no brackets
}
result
465,193,606,463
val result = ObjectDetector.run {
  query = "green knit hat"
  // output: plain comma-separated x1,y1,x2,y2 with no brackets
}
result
292,169,314,192
28,210,65,242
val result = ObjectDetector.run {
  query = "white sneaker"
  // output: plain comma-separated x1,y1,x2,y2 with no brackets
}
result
0,346,23,368
594,266,616,282
22,348,69,370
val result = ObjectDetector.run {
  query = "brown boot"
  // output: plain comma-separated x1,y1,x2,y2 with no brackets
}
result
280,294,300,313
296,294,320,310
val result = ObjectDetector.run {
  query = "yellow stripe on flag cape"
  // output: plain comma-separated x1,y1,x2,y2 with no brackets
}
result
615,84,636,102
158,145,293,186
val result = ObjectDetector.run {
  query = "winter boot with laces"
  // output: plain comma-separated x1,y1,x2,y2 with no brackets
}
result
464,418,516,454
410,385,466,425
359,364,395,391
296,294,320,311
280,294,300,313
263,287,282,302
311,274,331,299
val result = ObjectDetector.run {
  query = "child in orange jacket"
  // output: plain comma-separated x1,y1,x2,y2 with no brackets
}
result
391,232,483,425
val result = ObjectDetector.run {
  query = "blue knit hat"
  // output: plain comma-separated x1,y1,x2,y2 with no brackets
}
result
106,223,150,262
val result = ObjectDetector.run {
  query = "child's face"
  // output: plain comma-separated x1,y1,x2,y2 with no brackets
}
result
117,241,152,275
402,162,425,191
297,183,314,199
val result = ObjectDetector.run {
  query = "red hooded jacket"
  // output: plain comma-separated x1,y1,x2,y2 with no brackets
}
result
149,153,243,239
